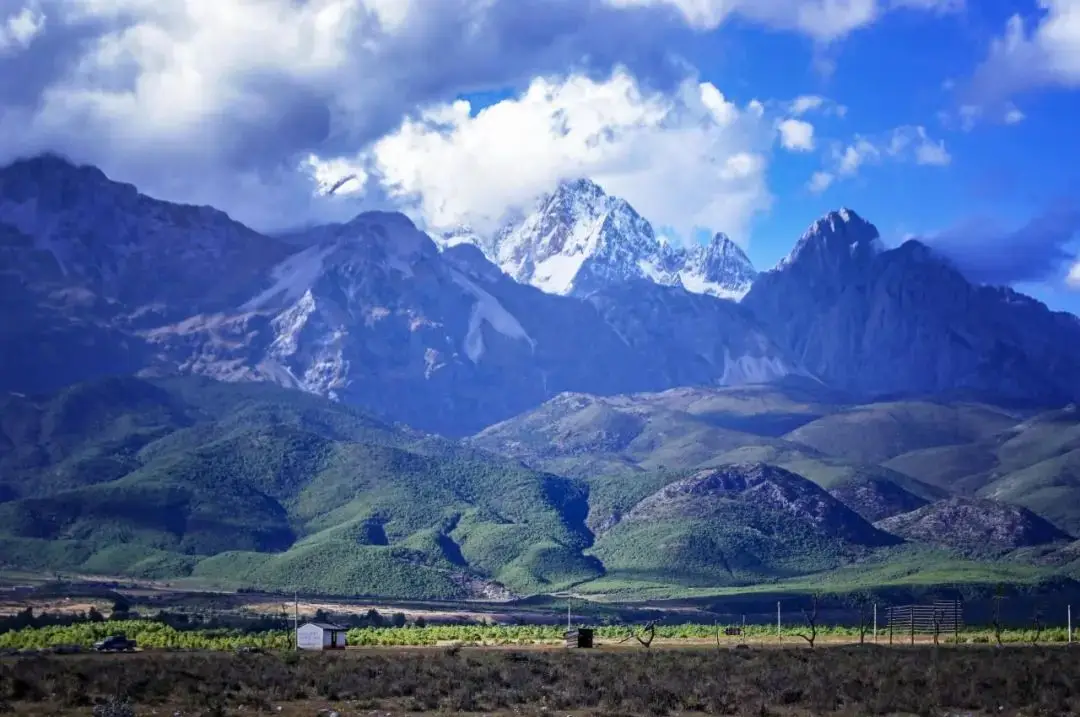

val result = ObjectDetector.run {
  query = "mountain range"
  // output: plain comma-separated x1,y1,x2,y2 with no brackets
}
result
3,153,1080,600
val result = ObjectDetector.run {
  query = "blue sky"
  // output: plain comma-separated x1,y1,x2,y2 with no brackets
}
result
1,0,1077,311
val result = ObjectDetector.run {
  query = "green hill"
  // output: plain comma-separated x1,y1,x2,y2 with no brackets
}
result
6,377,1080,600
589,463,899,587
783,401,1019,464
466,390,781,477
0,377,598,598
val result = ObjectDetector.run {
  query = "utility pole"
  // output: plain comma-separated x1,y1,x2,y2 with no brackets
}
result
294,591,299,652
777,601,781,644
873,603,878,644
566,597,571,632
1069,605,1073,644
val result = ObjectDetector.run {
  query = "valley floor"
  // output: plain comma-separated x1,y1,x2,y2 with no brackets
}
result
3,645,1079,716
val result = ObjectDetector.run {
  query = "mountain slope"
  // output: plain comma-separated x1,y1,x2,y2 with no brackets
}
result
0,157,800,436
145,213,799,435
467,390,781,478
440,178,758,300
876,498,1072,556
590,463,900,587
0,377,599,597
743,209,1080,406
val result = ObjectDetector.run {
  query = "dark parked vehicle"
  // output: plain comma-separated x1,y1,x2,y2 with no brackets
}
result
92,635,137,652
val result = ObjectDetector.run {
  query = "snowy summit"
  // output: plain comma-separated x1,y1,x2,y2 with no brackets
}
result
438,178,758,301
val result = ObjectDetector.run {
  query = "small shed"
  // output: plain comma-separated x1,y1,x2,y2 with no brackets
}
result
297,622,348,651
565,627,594,648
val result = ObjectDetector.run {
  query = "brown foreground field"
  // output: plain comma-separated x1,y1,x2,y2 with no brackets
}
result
2,644,1080,716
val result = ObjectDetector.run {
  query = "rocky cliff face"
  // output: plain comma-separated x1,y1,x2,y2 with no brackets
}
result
147,213,795,435
743,210,1080,406
5,154,1080,436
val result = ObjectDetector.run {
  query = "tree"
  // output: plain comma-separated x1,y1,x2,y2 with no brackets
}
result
414,616,427,629
111,596,131,619
634,621,656,648
391,612,407,628
796,595,819,649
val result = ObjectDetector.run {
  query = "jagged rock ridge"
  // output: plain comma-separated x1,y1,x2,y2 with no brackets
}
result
438,178,758,300
0,156,798,435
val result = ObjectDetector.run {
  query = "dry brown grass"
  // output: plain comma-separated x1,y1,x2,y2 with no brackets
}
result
3,644,1080,715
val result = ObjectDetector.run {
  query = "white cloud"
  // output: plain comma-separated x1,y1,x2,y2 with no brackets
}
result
365,69,775,241
790,95,825,114
603,0,961,42
0,0,715,229
1004,104,1026,124
811,125,949,191
1069,262,1080,289
807,170,834,193
973,0,1080,97
0,4,45,54
915,139,951,166
788,94,847,117
777,118,815,151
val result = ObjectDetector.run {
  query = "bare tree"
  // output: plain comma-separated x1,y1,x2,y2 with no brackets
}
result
854,596,872,645
634,621,656,649
616,621,657,649
796,595,819,649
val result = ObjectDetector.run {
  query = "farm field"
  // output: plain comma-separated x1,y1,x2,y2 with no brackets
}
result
0,619,1075,651
3,645,1080,716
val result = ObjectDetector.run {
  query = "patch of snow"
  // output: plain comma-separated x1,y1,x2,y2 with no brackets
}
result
678,270,750,301
531,252,588,295
718,350,793,385
242,244,337,311
450,269,535,362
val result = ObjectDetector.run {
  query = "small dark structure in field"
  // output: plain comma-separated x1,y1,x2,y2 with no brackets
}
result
565,627,594,648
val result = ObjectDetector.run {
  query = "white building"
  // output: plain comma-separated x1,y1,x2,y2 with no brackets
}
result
296,622,348,650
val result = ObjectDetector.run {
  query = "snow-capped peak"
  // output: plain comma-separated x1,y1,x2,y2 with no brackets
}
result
679,233,758,301
439,178,756,300
777,207,884,273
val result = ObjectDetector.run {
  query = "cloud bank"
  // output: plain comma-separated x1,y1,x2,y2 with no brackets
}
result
365,70,774,241
927,205,1080,287
0,0,971,235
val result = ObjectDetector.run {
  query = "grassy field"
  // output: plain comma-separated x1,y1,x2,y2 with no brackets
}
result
3,645,1080,715
0,619,1075,651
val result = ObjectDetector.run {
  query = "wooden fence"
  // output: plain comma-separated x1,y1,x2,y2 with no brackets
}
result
886,600,963,644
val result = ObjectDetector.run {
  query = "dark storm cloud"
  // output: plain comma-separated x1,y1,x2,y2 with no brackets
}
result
928,204,1080,286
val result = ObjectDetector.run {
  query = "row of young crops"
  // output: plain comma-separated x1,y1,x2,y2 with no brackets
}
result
0,619,1074,650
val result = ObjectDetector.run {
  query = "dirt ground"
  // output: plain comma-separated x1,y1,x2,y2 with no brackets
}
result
3,644,1078,716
